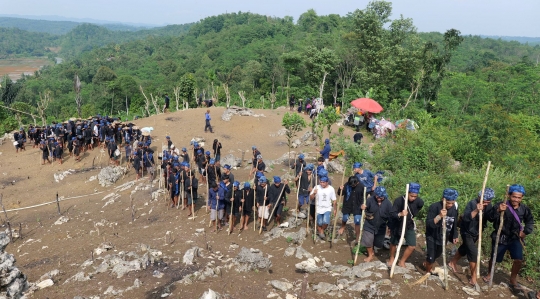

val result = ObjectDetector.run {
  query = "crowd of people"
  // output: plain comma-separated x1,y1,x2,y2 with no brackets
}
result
9,109,534,293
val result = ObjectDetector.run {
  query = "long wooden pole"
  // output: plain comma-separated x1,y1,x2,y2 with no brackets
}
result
258,185,268,234
476,161,491,277
442,198,448,290
353,187,367,265
228,186,234,235
330,164,347,248
390,184,409,278
295,164,304,224
267,184,287,224
253,160,260,232
489,185,510,288
190,169,195,220
313,169,318,243
306,169,315,237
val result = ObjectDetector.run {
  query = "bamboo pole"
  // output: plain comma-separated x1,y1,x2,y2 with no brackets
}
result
330,164,347,248
353,187,367,265
489,185,510,288
442,198,448,290
253,183,257,231
476,161,491,277
295,164,304,224
190,169,195,220
267,184,287,224
228,186,234,235
390,184,410,278
258,186,268,234
312,169,318,242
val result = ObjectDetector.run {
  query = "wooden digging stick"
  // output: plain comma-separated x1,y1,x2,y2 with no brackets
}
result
267,184,287,224
240,189,245,233
313,169,318,242
205,167,209,213
258,185,268,235
253,183,257,231
353,187,368,265
180,176,185,210
330,164,347,248
295,164,304,224
190,170,195,220
228,188,234,235
489,185,510,288
442,198,448,290
306,169,315,237
390,184,410,278
476,161,492,277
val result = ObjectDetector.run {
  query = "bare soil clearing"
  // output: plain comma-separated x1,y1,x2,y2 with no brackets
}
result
0,58,51,81
0,107,525,298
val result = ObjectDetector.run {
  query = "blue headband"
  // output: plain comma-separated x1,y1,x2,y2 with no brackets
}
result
508,184,525,195
409,183,421,194
478,188,495,200
374,186,388,199
443,188,459,201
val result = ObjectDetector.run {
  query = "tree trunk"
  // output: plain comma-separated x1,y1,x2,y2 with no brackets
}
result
319,72,328,99
126,95,129,115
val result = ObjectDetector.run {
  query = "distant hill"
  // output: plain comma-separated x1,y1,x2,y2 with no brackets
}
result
481,35,540,45
0,16,147,35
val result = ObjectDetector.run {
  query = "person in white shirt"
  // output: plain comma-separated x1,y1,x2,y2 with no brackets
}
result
310,176,337,240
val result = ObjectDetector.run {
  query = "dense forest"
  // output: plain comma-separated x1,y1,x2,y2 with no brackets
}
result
2,1,540,282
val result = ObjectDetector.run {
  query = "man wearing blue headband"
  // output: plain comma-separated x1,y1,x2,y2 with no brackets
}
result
353,162,378,194
291,153,307,177
361,186,392,262
424,188,459,274
240,182,255,231
484,184,534,291
268,176,290,226
449,188,495,286
310,175,337,240
295,164,316,215
388,183,424,268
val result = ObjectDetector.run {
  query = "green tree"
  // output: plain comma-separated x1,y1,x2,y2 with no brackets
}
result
318,106,340,138
282,112,307,171
303,46,338,99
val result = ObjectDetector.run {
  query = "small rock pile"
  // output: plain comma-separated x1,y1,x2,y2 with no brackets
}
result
0,231,28,298
98,166,127,187
221,106,258,121
232,247,272,272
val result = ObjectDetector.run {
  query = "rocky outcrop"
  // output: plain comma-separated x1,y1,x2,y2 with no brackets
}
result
98,166,127,187
0,231,28,298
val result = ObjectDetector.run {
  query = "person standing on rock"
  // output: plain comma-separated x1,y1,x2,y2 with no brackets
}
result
310,175,337,240
256,176,270,231
295,164,315,215
483,184,534,291
240,182,255,231
204,109,214,133
353,162,377,194
360,186,392,262
268,176,290,226
424,188,459,273
291,154,307,177
448,188,495,286
388,183,424,268
317,139,331,169
337,176,367,237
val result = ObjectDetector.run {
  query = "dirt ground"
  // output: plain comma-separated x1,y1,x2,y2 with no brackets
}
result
0,106,530,298
0,58,51,81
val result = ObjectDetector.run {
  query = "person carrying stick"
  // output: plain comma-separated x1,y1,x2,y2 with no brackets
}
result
295,164,315,216
424,188,459,274
256,176,269,232
240,182,254,231
185,167,198,217
483,184,534,292
448,188,495,287
267,176,290,226
228,181,241,234
337,176,367,237
359,186,392,262
309,176,337,240
388,183,424,268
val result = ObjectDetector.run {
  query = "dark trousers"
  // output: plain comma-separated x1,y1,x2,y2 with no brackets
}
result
205,120,213,133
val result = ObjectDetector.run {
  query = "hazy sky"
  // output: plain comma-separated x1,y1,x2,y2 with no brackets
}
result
1,0,538,37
